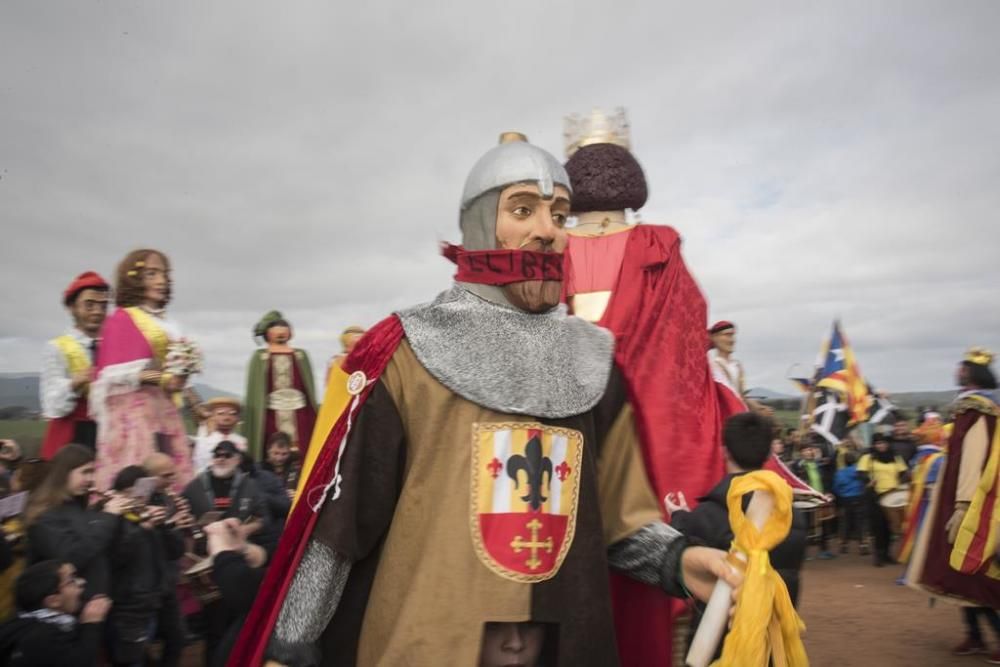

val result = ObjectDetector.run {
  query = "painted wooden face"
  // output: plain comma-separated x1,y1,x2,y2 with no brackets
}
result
494,183,570,313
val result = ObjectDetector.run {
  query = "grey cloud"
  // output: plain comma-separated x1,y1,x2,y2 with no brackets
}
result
2,1,999,396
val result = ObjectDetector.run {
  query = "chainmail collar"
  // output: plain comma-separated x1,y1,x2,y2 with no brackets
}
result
396,285,614,418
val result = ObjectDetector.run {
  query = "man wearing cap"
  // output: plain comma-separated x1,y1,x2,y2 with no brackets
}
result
708,321,745,400
232,135,740,667
191,397,248,473
39,272,110,458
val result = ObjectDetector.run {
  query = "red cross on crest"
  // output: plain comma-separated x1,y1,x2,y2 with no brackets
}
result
486,457,503,479
555,460,572,482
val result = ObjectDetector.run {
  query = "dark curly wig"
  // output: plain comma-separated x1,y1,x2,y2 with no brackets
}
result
564,143,648,213
115,248,172,308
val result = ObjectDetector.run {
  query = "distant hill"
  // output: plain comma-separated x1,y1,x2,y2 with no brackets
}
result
886,390,957,411
0,373,237,412
746,387,797,400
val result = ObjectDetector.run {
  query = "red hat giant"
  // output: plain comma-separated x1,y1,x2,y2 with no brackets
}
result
709,320,735,335
63,271,109,305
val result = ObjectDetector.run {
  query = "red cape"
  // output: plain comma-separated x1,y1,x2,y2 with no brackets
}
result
227,315,405,667
571,225,743,666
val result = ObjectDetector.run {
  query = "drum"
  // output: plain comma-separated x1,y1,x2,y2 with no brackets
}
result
879,486,910,535
793,498,832,544
180,555,220,605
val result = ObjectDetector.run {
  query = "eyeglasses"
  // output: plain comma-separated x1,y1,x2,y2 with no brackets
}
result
60,575,86,590
213,452,234,460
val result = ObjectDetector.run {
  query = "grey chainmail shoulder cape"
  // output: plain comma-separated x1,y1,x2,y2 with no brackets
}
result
396,285,614,419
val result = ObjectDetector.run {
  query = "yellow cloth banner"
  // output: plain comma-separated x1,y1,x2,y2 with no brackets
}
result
951,425,1000,578
292,364,353,508
714,471,808,667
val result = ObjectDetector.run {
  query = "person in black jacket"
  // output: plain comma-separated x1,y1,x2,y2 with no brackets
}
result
259,431,301,492
182,441,267,538
238,451,289,550
670,412,807,655
143,453,196,667
25,444,132,601
202,518,269,667
106,465,188,667
181,441,268,664
0,559,112,666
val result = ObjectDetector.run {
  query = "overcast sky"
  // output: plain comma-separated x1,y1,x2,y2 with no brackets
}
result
2,1,999,397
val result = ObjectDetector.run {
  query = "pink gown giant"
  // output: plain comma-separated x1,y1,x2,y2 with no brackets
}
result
90,306,194,492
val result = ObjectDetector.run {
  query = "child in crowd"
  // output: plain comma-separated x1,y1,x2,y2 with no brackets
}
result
670,411,807,659
833,451,869,555
0,560,112,666
793,442,836,559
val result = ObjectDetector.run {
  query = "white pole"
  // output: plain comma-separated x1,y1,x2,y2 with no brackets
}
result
685,489,774,667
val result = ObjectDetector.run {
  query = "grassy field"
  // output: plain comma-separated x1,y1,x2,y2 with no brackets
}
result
0,420,45,458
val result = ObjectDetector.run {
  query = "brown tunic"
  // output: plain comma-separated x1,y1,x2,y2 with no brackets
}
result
314,340,660,666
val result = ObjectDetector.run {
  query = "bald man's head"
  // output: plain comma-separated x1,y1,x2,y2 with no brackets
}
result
143,453,176,490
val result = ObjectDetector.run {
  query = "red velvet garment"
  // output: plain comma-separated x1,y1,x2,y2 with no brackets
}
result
917,408,1000,606
572,225,731,667
40,398,90,459
263,352,318,458
228,315,405,667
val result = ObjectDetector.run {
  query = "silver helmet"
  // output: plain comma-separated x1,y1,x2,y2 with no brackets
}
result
461,133,571,210
457,133,570,307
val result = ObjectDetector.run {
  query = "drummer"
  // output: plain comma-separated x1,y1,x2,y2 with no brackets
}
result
792,439,836,560
857,433,910,567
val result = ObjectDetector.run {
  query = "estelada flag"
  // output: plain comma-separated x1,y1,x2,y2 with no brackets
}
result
815,320,872,426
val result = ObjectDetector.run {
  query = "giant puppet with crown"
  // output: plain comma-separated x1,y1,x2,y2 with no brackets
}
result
906,347,1000,607
244,311,318,461
561,108,747,666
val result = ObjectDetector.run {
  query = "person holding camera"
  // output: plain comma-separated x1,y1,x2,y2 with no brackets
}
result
25,445,132,601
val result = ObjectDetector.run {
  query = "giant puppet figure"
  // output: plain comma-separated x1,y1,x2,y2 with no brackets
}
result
561,108,746,666
230,134,738,667
244,311,317,461
907,348,1000,607
39,272,110,458
90,249,196,492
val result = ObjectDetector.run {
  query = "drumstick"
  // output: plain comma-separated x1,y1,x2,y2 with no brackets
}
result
686,489,774,667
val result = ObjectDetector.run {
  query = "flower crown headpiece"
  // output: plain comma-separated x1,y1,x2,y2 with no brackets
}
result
126,259,146,278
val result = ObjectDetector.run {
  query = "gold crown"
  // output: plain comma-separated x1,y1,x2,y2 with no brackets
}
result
965,346,994,366
563,107,631,158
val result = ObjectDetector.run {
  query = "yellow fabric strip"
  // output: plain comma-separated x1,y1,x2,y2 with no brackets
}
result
292,364,353,508
124,307,168,364
52,335,91,378
899,452,943,563
714,471,808,667
951,426,1000,574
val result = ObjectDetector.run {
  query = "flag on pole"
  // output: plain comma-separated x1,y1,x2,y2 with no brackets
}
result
809,388,850,446
815,321,872,425
866,384,895,425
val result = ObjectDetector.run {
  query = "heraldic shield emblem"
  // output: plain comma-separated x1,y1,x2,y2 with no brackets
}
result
471,422,584,582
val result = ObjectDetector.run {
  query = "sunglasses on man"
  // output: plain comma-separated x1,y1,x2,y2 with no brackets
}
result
213,451,235,460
